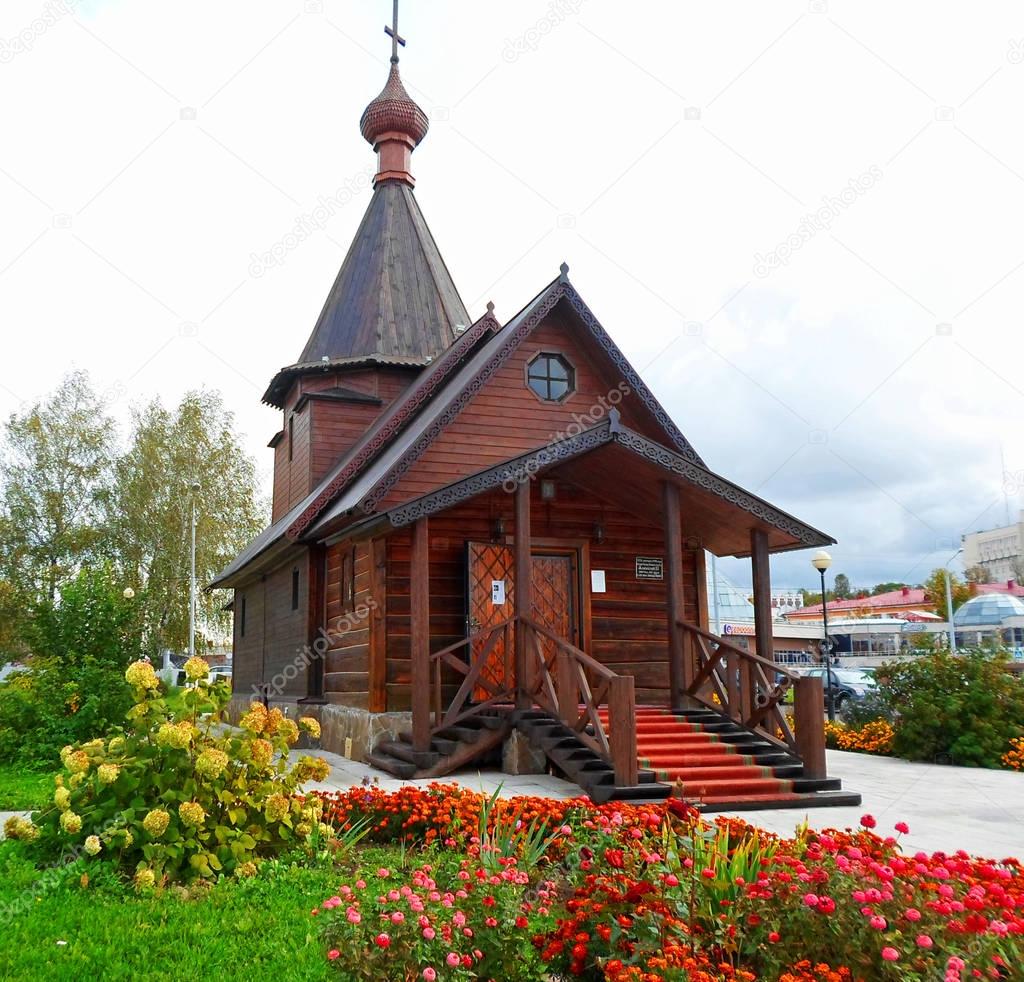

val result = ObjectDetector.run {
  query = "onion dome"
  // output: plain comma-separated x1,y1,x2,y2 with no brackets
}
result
360,61,429,150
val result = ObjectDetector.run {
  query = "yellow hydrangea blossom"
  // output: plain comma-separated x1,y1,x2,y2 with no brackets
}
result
54,786,71,811
107,735,126,754
134,868,156,891
264,793,289,823
264,707,284,736
295,755,331,783
84,835,102,856
125,660,159,690
97,763,120,785
298,716,321,739
142,808,170,838
155,721,193,750
249,738,273,769
235,861,257,878
65,750,90,774
279,718,299,745
4,816,38,841
195,748,229,779
183,656,209,681
59,811,82,834
239,703,268,734
178,801,205,827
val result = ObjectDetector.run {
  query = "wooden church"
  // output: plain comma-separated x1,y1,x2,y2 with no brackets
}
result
213,14,858,810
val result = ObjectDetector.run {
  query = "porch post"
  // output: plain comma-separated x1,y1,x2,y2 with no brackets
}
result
514,480,532,709
663,481,687,709
749,528,772,722
410,516,431,752
750,528,772,662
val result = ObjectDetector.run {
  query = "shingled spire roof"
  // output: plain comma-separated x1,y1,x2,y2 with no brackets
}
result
262,30,468,409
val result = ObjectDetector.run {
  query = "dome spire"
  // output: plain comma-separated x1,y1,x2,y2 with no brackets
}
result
360,0,428,188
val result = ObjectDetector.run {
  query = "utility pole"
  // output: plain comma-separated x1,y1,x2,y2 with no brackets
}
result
189,482,201,660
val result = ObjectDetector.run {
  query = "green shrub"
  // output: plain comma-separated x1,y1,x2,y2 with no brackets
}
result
4,657,332,888
0,564,141,768
871,649,1024,767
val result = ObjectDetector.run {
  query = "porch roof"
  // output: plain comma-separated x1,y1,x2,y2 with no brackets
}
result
380,413,834,557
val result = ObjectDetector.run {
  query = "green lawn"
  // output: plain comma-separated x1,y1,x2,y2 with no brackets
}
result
0,765,53,811
0,842,343,981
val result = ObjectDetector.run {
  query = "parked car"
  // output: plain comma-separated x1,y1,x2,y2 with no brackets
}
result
801,666,876,711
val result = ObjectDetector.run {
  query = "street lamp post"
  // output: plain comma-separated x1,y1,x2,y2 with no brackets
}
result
189,482,201,660
811,550,836,722
945,547,963,655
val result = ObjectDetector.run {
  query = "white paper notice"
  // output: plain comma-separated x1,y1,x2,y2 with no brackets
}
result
591,570,607,593
491,579,506,605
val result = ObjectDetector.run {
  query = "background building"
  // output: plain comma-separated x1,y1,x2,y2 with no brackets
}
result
963,510,1024,583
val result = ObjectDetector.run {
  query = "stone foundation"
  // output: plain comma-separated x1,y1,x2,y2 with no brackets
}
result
501,728,547,775
226,695,410,761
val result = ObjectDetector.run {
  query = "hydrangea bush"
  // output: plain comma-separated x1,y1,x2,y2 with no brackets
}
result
5,657,331,888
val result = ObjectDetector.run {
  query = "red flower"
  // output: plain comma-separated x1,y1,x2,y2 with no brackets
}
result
860,814,877,829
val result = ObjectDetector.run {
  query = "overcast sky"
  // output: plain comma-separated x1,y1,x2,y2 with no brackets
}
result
2,0,1023,592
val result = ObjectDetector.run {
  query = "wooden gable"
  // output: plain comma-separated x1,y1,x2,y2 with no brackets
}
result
376,302,675,511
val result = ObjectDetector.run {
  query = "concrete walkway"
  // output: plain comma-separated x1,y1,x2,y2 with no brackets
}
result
721,749,1024,858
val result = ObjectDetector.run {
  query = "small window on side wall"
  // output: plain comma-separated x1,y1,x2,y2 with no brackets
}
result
526,352,575,402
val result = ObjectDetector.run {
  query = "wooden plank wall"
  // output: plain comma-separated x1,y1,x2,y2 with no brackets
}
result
231,558,309,700
379,314,669,509
322,539,375,708
270,366,417,523
380,482,700,711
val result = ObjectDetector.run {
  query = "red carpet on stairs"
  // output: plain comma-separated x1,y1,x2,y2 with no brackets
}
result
598,706,800,805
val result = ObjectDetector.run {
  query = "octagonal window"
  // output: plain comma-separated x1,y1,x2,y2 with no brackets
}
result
527,352,575,402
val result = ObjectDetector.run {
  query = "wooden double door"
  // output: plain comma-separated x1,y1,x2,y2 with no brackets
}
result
466,541,580,697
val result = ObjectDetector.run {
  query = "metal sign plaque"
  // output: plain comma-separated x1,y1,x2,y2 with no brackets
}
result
635,557,664,580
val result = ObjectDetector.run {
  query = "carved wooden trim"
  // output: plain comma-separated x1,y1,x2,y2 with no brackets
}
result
387,420,614,527
610,426,830,546
285,311,501,540
361,283,565,514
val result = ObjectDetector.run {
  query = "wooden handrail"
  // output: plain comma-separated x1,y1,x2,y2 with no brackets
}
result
425,614,638,786
677,618,799,755
519,616,637,785
430,618,516,733
677,619,802,679
520,616,617,680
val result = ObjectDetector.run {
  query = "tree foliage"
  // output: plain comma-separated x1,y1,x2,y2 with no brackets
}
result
0,372,115,599
922,567,971,620
0,564,142,767
110,390,265,656
832,573,852,599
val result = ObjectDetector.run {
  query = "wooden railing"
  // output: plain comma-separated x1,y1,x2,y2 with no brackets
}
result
430,617,516,732
426,614,638,786
679,620,826,779
520,616,638,786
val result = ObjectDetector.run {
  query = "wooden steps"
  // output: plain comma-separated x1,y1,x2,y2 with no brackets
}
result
362,704,859,813
600,706,860,812
367,710,513,781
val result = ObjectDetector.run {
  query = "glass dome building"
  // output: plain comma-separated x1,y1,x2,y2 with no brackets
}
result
953,593,1024,627
952,593,1024,657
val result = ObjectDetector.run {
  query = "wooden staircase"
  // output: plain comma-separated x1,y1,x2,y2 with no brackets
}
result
367,708,512,780
611,706,860,811
364,613,859,811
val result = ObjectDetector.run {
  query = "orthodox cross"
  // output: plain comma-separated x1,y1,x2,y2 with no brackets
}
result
384,0,405,63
